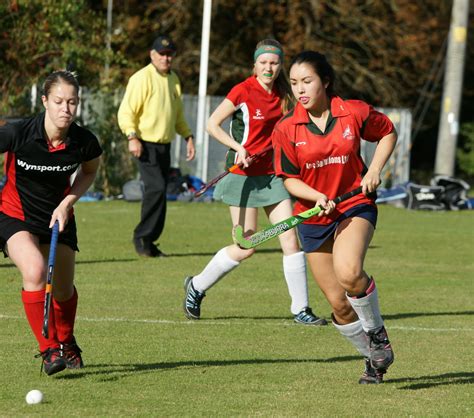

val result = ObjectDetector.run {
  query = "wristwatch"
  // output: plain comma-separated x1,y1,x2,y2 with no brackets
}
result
127,132,138,140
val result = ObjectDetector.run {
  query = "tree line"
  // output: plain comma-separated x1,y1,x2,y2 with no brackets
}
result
1,0,473,194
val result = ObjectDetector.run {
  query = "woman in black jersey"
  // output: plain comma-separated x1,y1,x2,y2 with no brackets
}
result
0,70,102,375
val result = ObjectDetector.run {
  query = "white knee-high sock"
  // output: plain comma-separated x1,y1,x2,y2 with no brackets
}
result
346,278,384,333
283,251,309,315
332,318,370,358
192,247,240,293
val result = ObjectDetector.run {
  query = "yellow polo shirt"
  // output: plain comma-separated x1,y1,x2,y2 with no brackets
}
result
118,63,192,143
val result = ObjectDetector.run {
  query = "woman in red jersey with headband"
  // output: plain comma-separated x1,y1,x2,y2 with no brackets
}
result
183,39,327,326
273,51,397,384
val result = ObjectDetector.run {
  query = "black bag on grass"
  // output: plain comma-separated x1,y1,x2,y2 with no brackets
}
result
403,183,445,210
430,175,471,210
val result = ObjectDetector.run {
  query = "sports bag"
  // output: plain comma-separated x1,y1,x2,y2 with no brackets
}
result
430,175,471,210
403,183,445,210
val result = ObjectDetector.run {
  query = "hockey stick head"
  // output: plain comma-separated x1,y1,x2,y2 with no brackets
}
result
232,220,295,249
232,225,253,249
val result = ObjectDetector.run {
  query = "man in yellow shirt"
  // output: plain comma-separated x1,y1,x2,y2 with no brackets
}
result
118,35,195,257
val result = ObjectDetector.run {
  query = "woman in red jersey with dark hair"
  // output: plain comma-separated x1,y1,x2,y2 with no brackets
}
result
183,39,327,326
0,70,102,375
273,51,397,384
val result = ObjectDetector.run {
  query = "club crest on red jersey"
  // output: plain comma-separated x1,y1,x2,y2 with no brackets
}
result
342,126,355,140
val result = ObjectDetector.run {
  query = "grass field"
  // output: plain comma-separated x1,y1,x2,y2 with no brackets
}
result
0,200,473,417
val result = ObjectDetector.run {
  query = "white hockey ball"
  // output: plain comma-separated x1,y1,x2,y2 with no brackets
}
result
25,389,44,404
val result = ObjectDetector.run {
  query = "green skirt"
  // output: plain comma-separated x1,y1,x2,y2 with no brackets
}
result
213,173,290,208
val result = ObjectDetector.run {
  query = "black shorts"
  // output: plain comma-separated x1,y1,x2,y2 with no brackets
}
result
0,212,79,257
297,204,378,253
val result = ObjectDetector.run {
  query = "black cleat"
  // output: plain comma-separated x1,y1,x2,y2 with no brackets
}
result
61,336,84,369
36,347,67,376
183,276,205,320
133,238,167,258
293,307,328,326
368,326,394,371
359,358,384,384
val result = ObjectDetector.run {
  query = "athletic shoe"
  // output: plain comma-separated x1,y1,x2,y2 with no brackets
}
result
133,238,167,258
149,243,167,258
61,336,84,369
183,276,205,320
359,358,384,384
293,307,328,326
368,326,394,371
35,347,67,376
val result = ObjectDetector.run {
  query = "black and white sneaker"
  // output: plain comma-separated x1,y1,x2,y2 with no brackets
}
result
293,307,328,326
359,358,384,384
183,276,205,320
368,326,394,371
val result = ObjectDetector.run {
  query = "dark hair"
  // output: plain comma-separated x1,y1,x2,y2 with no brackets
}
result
290,51,336,97
254,39,295,113
42,70,80,98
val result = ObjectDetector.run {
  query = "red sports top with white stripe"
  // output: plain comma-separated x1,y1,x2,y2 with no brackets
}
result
225,76,283,176
272,96,394,225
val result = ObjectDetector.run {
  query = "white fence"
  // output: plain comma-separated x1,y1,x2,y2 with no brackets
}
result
173,95,412,187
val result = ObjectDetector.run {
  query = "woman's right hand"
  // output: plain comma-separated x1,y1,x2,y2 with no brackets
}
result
236,145,250,168
315,193,335,216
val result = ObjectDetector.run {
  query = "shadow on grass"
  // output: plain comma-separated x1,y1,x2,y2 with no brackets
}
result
210,315,322,321
211,311,474,321
384,311,474,320
169,248,282,257
0,248,284,267
0,258,138,268
386,372,474,390
55,355,360,381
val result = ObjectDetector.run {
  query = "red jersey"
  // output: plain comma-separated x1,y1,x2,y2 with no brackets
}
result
225,76,283,176
273,96,394,225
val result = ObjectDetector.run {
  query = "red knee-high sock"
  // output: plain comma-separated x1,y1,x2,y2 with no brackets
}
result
53,287,78,344
22,289,58,352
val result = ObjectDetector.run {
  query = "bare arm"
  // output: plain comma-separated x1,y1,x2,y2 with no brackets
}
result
361,130,398,194
283,177,335,216
50,157,101,231
206,98,250,167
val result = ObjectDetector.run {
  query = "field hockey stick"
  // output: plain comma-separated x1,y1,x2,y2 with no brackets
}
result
232,186,363,249
194,145,273,197
42,221,59,338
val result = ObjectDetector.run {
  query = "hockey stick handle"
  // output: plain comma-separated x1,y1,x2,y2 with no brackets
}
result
333,186,363,205
42,221,59,338
233,186,364,249
48,221,60,266
194,144,273,197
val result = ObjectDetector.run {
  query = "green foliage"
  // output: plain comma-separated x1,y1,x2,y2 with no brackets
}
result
457,121,474,177
0,0,111,115
0,202,473,416
80,89,136,196
1,1,473,188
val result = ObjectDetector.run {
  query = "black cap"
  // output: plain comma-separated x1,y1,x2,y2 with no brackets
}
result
152,35,177,54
